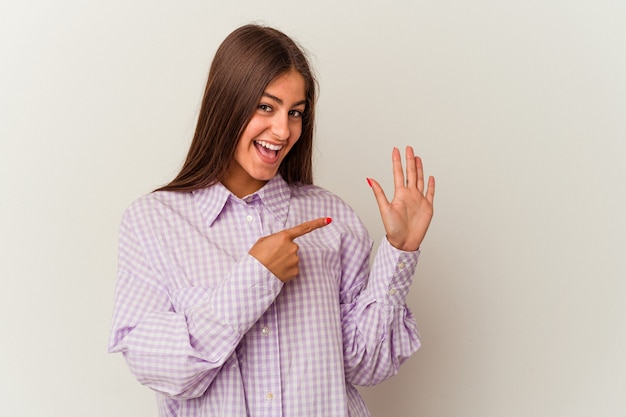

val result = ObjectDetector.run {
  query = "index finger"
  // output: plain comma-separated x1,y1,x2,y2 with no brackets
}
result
392,147,406,190
284,217,332,240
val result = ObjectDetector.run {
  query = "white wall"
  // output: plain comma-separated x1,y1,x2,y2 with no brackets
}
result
1,1,624,416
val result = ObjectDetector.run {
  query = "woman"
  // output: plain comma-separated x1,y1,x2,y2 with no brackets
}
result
109,24,435,417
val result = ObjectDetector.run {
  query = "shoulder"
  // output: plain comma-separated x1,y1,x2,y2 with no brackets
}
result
290,184,369,236
121,190,195,227
125,189,192,213
291,184,352,212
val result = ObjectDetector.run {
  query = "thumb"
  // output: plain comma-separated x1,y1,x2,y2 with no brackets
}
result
366,177,390,212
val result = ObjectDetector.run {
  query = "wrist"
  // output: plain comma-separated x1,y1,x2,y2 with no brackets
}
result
386,235,420,252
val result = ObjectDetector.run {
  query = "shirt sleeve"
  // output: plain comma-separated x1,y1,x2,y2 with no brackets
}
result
108,209,283,400
340,235,421,387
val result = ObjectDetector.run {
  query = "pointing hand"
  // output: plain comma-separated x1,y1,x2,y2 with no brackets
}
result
249,217,332,282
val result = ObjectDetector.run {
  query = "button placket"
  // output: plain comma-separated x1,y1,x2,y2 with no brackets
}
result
258,304,281,408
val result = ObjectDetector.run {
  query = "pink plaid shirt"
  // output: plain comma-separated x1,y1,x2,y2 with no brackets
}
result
109,175,421,417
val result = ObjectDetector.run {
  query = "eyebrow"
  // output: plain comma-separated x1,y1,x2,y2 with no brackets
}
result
262,92,306,108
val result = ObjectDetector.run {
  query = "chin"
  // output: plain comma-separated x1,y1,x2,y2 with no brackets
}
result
251,170,278,182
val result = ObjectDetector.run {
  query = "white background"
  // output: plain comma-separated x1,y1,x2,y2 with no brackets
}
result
1,1,625,416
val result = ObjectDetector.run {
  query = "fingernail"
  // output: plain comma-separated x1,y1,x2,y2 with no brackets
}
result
366,178,372,187
325,217,332,225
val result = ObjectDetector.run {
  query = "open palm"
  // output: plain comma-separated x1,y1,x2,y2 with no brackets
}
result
368,146,435,252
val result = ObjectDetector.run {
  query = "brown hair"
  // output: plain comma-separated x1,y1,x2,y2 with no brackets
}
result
157,24,316,192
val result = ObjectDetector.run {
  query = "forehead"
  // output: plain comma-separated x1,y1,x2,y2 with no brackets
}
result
265,70,306,100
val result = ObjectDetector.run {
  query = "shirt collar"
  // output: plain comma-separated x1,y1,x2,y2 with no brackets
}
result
192,175,292,227
254,175,291,225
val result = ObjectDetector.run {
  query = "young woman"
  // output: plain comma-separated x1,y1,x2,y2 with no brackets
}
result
109,24,435,417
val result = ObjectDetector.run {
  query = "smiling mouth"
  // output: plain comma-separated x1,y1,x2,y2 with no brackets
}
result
254,140,284,160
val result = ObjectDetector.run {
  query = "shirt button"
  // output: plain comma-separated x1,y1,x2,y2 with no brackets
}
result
245,215,253,222
389,288,398,296
397,262,406,269
261,326,270,336
266,392,274,401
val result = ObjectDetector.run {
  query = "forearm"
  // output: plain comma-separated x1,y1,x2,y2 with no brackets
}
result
342,238,421,386
110,254,283,399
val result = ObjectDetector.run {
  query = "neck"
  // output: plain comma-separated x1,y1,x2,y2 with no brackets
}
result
223,179,267,198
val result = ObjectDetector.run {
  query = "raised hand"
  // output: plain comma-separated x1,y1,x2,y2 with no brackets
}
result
367,146,435,252
249,217,332,282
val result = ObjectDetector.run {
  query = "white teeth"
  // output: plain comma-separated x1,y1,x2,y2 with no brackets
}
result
256,140,283,151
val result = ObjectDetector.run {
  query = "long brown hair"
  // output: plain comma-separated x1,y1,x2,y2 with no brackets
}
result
157,24,316,192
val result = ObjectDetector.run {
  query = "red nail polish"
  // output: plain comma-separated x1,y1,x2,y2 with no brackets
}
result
366,178,372,187
325,217,332,225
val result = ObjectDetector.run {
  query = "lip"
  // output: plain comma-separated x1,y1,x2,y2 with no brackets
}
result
255,139,284,151
254,140,283,164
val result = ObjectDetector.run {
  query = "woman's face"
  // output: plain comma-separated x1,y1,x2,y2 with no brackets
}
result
222,69,306,197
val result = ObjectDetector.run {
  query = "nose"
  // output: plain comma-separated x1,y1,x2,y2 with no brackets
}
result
270,114,290,141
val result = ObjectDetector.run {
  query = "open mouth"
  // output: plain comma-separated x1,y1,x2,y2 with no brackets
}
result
254,140,284,161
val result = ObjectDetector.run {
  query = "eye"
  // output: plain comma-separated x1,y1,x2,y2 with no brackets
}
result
258,104,273,112
289,109,304,118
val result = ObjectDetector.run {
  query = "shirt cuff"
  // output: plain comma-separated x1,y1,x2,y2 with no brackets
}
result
369,238,420,306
